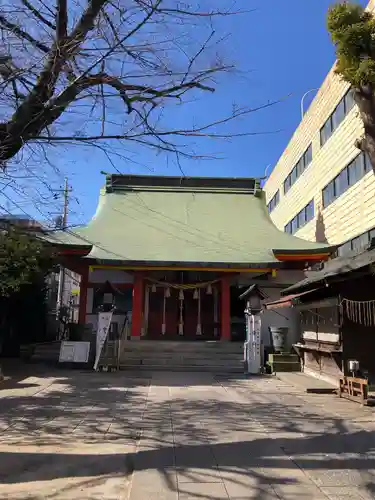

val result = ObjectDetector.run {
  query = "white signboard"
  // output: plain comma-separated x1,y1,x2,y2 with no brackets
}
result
94,311,113,370
59,341,90,363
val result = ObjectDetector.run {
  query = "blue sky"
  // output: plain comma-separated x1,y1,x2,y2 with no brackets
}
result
2,0,368,226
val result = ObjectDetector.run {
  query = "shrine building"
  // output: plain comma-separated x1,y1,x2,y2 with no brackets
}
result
47,174,334,344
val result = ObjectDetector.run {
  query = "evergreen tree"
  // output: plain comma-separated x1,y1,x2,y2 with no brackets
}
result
327,3,375,172
0,227,53,360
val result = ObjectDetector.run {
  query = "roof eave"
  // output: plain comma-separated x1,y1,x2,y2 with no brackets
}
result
86,259,280,270
273,247,336,262
264,289,320,309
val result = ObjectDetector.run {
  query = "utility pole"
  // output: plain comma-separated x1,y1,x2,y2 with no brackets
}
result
56,178,70,330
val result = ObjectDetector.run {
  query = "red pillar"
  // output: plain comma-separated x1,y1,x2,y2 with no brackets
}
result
78,266,89,325
131,272,144,338
221,276,231,341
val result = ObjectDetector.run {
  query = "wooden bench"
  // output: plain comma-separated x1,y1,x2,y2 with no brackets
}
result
339,376,369,405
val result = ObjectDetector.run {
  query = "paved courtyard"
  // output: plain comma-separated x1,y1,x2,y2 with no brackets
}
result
1,370,375,499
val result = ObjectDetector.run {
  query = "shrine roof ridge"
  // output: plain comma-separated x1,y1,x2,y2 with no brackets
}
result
105,174,261,194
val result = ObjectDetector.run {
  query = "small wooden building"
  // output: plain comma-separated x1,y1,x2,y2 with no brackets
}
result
265,246,375,385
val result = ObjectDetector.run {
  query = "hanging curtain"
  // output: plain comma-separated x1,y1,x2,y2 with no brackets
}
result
342,298,375,326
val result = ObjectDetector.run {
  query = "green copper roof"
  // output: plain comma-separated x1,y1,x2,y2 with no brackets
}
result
48,175,332,266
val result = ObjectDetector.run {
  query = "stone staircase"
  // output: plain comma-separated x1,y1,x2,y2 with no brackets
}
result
267,352,301,373
102,341,244,373
21,341,62,364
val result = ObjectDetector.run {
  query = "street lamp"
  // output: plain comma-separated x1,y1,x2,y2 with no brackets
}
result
300,88,319,121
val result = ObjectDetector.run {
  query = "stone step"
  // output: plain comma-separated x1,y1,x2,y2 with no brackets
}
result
118,363,244,373
33,346,61,353
27,342,61,363
121,351,243,359
121,351,243,361
121,341,243,353
268,353,299,363
99,341,244,373
120,349,244,357
117,357,241,367
268,361,301,373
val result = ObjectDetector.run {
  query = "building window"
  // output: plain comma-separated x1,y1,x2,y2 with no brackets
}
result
337,241,352,257
305,199,314,221
267,189,280,213
352,233,370,251
337,226,375,257
322,182,334,209
283,143,313,194
284,199,315,235
322,151,370,209
364,152,372,173
320,89,355,146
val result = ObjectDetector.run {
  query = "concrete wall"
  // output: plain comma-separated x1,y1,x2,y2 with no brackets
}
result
264,0,375,246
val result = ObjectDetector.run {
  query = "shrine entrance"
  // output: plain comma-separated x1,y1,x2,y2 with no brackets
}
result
143,272,221,340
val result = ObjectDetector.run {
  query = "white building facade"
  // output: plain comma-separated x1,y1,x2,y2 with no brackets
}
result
264,0,375,256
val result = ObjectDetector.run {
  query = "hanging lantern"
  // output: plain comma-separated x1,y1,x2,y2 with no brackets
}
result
151,283,156,293
165,287,171,298
193,288,199,299
179,289,184,300
206,283,212,295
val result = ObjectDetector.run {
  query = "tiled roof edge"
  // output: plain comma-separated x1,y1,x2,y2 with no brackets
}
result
105,174,262,194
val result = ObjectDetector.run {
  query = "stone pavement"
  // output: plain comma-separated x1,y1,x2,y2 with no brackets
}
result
1,369,375,499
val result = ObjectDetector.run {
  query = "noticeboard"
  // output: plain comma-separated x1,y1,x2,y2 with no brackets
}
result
59,341,90,363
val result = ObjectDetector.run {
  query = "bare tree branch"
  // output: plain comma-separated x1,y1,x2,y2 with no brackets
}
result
20,0,56,30
0,0,275,172
0,14,49,53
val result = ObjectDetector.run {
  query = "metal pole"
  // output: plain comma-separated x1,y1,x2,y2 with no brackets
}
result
300,88,319,121
56,178,69,333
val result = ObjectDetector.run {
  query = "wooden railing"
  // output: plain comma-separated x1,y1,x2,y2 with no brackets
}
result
339,376,369,405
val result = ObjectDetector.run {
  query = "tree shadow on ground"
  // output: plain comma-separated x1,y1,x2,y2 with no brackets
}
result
1,431,375,497
1,369,375,499
0,371,352,446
